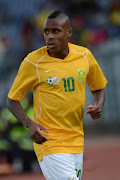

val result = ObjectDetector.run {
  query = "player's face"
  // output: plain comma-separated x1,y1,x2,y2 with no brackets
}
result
44,18,72,56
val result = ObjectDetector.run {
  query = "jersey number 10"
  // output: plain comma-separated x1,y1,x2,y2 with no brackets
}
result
62,77,75,92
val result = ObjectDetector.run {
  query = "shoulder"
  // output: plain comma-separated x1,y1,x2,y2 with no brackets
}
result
69,43,88,56
24,46,47,64
69,43,97,66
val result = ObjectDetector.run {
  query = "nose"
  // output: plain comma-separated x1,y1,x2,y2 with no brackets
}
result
47,32,54,39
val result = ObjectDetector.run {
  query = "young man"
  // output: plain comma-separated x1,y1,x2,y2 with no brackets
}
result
7,11,107,180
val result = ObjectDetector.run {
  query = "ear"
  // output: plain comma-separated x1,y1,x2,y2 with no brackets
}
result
67,28,72,38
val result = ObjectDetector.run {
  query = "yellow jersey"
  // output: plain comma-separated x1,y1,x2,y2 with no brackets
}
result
8,43,107,161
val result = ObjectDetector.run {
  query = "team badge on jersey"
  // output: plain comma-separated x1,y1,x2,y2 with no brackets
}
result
47,77,59,85
77,69,85,81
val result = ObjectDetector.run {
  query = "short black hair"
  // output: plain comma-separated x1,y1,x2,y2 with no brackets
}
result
47,10,67,19
47,10,71,28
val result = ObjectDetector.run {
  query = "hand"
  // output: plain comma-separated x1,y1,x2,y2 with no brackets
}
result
28,121,49,144
85,104,102,120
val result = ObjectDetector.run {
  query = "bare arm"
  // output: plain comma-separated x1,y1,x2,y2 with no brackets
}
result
86,89,105,120
6,97,49,144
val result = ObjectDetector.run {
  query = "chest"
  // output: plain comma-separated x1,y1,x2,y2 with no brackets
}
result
36,57,89,92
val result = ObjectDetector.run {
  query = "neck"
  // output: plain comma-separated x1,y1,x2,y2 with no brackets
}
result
48,46,69,59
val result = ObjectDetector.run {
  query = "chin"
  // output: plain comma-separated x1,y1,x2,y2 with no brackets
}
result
49,48,59,53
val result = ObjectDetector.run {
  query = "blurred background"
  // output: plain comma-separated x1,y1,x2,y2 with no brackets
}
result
0,0,120,179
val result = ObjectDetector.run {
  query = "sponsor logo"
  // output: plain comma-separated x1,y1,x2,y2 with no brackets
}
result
45,69,52,73
47,77,59,85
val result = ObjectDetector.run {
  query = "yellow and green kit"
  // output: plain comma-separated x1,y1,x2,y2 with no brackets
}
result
8,43,107,161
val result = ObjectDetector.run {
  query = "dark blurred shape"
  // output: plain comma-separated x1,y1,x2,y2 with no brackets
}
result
21,18,33,57
0,32,11,79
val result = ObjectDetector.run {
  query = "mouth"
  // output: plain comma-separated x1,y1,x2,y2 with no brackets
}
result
47,42,55,49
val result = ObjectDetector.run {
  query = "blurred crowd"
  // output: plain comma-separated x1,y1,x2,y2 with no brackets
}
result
0,0,120,173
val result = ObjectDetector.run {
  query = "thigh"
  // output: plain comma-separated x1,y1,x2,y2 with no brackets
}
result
73,153,83,180
39,153,79,180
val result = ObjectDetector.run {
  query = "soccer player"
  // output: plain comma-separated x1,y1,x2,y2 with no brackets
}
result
6,11,107,180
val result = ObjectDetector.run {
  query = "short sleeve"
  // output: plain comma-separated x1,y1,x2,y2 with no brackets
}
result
8,58,38,101
86,50,108,91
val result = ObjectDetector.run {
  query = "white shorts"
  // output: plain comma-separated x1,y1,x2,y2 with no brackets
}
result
39,153,83,180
